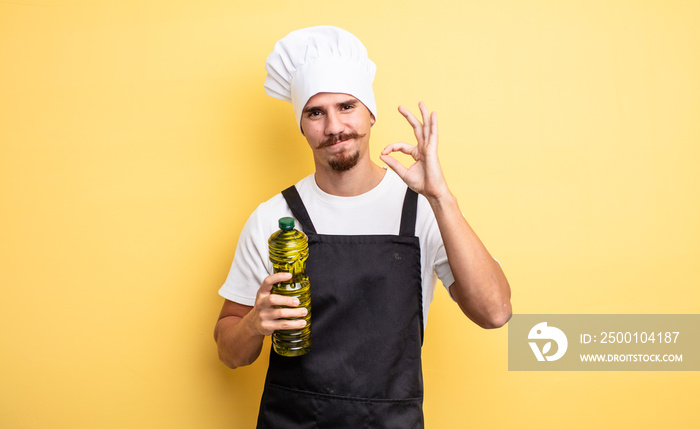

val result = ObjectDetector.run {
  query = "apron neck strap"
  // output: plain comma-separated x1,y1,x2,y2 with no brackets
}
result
281,185,418,237
399,188,418,237
282,186,317,235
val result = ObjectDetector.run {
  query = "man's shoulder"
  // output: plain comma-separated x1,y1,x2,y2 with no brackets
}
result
243,175,315,236
250,191,290,227
255,191,287,212
254,175,314,210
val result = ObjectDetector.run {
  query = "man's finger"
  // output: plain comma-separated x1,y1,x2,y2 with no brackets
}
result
398,105,424,141
275,306,308,320
427,111,439,148
268,293,301,308
418,102,430,138
260,272,293,295
380,154,408,179
381,142,416,156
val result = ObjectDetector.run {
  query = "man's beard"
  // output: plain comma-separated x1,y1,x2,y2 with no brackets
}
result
328,150,360,172
319,131,365,172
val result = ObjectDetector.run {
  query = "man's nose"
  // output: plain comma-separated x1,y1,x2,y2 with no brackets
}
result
325,111,345,135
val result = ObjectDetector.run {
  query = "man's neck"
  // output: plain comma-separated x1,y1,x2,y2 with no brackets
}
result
314,160,386,197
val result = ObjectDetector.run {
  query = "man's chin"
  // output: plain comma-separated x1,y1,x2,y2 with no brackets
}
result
328,151,360,172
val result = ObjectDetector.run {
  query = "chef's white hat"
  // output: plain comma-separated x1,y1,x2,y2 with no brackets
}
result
264,26,377,131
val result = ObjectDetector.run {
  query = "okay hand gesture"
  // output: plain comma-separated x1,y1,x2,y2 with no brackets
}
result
380,102,451,201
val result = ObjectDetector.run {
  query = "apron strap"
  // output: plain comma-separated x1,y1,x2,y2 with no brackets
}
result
281,186,317,235
283,185,418,237
399,187,418,237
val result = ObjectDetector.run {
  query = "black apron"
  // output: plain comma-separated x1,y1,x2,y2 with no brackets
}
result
256,185,425,429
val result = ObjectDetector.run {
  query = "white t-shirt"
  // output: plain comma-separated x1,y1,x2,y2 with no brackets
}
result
219,168,455,328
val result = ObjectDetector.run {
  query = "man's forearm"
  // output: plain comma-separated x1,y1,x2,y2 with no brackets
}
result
428,191,512,329
215,311,265,369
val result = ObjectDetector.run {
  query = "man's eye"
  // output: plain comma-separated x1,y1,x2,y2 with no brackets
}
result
341,104,354,110
307,111,322,117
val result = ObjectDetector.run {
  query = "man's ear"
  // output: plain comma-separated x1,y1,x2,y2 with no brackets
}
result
370,113,376,126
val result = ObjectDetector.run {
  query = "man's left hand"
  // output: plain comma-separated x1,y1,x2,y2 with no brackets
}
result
380,102,451,202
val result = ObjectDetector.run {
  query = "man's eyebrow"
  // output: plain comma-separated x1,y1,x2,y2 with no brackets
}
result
303,98,358,113
303,105,323,113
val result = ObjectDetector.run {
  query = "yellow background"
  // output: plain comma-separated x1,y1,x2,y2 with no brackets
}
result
1,0,698,427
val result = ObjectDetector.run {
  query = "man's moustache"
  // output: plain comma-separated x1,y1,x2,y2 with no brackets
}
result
318,132,365,148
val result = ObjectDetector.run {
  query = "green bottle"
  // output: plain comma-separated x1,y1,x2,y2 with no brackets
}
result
268,217,311,357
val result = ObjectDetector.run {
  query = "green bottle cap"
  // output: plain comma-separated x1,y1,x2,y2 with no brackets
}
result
278,217,295,230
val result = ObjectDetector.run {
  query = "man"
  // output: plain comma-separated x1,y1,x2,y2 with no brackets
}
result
214,26,512,427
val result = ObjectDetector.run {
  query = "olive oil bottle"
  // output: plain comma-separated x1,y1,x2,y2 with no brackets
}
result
268,217,311,357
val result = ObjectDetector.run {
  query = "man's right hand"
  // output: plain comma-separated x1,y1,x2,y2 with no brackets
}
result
249,272,308,336
214,272,308,369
